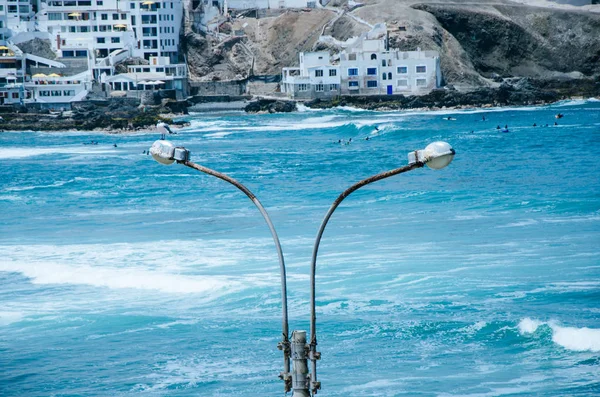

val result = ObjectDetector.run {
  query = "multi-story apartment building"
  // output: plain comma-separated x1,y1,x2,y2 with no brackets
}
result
281,51,339,99
35,0,183,66
339,38,441,95
0,0,36,36
282,27,442,100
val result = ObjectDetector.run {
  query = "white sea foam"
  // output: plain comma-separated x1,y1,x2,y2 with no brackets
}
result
0,239,278,296
518,318,543,334
0,261,241,294
0,311,23,326
0,146,117,159
498,219,538,228
518,318,600,352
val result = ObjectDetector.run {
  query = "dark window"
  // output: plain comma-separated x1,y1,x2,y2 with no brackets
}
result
348,68,358,76
367,80,378,88
367,68,377,75
370,53,377,60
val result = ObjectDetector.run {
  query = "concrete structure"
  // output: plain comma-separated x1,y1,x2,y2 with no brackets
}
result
35,0,183,65
339,41,441,95
103,55,187,97
281,51,340,99
282,24,441,99
0,0,187,104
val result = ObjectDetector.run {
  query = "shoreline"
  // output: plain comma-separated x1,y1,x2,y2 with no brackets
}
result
1,78,598,133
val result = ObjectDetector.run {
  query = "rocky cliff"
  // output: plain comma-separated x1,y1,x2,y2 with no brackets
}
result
184,0,600,89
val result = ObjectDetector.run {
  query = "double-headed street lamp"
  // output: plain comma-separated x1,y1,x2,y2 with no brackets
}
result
149,139,455,396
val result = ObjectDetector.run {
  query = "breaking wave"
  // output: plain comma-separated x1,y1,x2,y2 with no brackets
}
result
518,318,600,352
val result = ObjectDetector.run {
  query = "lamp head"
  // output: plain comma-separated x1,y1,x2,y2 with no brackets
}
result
407,141,455,169
423,141,455,170
149,140,190,165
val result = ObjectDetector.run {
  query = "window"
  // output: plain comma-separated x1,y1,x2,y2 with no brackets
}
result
329,84,338,91
12,92,18,99
348,68,358,76
382,59,386,67
121,13,126,19
97,0,103,4
315,84,324,92
315,69,323,77
416,78,427,87
329,69,336,77
97,37,105,43
388,72,392,80
130,2,135,8
397,79,408,87
111,37,120,43
349,53,356,61
101,13,108,20
298,84,308,92
370,53,377,60
397,66,407,74
348,81,359,88
382,73,387,80
367,68,377,75
367,80,378,88
62,50,74,57
48,12,62,20
75,50,87,57
416,65,427,73
112,13,119,20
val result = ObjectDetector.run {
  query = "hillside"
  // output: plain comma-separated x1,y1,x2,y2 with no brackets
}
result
184,0,600,89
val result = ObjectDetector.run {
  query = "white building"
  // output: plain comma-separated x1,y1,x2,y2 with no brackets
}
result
35,0,183,65
339,37,441,95
24,71,91,104
281,51,340,99
282,25,442,100
103,55,186,96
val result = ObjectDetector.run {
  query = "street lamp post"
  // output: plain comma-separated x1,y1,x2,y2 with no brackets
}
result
149,138,454,396
149,140,292,392
306,142,455,394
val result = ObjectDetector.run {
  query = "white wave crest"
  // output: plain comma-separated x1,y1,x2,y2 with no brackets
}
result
518,318,543,334
0,311,23,326
0,146,117,159
518,318,600,352
0,261,241,295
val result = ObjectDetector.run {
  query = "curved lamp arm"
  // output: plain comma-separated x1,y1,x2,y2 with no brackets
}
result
149,141,291,391
308,142,455,394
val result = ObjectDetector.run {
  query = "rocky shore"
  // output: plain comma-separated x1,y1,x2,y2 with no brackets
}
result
302,78,600,112
1,77,598,132
0,98,188,133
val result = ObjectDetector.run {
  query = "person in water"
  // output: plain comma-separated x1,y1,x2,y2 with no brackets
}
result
496,125,501,130
365,136,370,140
533,123,537,127
482,116,486,121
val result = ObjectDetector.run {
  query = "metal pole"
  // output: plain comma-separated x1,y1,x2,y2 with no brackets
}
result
308,161,425,394
183,160,291,392
291,330,310,397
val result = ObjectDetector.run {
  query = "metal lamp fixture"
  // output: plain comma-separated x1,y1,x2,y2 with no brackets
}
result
149,139,293,392
305,141,455,395
149,139,455,396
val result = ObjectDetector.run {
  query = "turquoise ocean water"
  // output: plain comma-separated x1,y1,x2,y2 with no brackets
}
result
1,100,599,396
